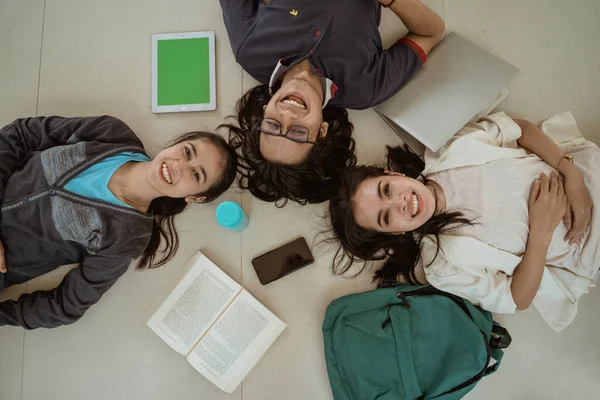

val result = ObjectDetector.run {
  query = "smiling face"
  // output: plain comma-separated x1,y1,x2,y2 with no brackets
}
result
260,69,329,165
352,172,437,233
148,139,226,201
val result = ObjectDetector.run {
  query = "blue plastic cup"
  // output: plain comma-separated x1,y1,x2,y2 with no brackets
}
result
216,201,249,232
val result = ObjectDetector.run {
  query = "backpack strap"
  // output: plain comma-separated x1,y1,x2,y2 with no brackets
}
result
484,347,504,376
490,322,512,349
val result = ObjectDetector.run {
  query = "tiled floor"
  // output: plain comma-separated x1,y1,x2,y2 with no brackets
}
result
1,1,599,399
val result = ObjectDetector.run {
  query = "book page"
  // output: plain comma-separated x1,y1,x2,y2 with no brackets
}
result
186,290,287,393
147,252,242,355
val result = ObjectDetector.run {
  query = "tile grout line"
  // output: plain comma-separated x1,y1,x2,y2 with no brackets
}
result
34,0,47,117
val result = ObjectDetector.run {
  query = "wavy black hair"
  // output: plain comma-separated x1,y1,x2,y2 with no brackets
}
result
137,131,238,270
327,145,471,287
221,84,356,206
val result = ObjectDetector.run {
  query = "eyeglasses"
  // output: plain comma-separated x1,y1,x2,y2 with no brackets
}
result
260,118,317,144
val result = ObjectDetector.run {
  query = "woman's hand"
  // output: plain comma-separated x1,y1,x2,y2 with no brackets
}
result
528,172,567,247
0,240,6,273
512,173,564,311
514,119,592,245
560,163,593,244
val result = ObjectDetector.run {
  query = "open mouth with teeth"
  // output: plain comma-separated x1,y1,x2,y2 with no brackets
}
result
282,95,307,109
161,162,172,184
411,192,420,217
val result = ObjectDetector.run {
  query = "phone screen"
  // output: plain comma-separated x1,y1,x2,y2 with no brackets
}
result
251,237,314,284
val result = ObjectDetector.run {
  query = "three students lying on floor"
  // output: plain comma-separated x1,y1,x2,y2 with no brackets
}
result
2,2,597,333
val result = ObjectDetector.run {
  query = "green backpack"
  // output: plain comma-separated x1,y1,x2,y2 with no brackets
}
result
322,285,511,400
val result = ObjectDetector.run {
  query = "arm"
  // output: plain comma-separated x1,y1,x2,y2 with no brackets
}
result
381,0,445,54
219,0,260,57
370,0,444,106
515,119,592,244
515,119,578,176
510,237,549,310
511,172,567,310
0,253,132,329
219,0,259,13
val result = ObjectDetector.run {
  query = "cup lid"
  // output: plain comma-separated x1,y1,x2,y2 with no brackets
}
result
216,201,243,228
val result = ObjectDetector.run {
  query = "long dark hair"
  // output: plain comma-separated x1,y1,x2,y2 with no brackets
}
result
221,84,356,207
137,131,238,270
328,145,471,286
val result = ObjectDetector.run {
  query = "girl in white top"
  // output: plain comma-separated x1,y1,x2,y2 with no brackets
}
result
328,112,598,331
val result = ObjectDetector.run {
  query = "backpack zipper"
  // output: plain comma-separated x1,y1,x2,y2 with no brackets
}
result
400,286,473,320
397,292,411,308
380,287,472,329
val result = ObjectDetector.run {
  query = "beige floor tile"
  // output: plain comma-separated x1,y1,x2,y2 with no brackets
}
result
0,325,24,400
241,70,260,97
0,0,44,125
0,284,26,400
445,0,600,144
36,0,243,157
22,190,242,400
468,286,600,399
350,107,407,165
0,1,44,398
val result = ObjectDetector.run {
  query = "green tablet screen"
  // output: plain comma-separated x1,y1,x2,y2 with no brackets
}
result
157,38,210,106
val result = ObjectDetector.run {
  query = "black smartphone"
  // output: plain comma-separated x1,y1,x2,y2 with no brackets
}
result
252,237,314,285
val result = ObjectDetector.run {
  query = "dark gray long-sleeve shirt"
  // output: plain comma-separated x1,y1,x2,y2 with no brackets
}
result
219,0,425,109
0,116,153,329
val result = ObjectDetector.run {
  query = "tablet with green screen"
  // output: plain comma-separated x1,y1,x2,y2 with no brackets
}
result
152,31,216,113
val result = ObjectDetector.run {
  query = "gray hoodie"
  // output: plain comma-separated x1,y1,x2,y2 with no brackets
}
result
0,116,153,329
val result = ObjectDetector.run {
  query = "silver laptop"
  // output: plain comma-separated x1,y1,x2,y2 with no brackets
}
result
375,32,520,153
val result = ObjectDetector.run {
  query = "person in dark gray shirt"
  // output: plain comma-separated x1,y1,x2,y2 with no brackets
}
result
0,116,237,329
219,0,444,205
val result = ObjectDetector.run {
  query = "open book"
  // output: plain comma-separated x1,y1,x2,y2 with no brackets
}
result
147,252,287,393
